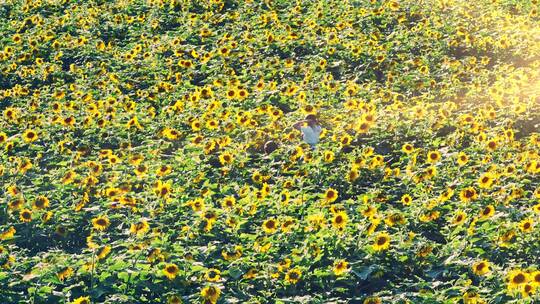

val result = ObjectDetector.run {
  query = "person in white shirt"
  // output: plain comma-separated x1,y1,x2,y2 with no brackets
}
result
293,114,322,150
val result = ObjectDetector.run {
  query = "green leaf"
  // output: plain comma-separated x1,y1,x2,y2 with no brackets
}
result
228,267,243,280
118,271,130,282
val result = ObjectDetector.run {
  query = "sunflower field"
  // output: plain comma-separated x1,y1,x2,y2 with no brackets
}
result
1,0,540,303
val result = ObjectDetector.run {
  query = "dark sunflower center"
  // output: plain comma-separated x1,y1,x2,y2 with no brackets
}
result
96,219,107,226
514,274,525,284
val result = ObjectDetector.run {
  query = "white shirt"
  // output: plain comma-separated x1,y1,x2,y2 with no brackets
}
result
300,125,322,145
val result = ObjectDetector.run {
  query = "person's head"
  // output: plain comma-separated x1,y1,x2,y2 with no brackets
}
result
305,114,319,127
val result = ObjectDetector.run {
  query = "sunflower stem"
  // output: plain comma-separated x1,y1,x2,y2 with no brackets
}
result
90,249,96,294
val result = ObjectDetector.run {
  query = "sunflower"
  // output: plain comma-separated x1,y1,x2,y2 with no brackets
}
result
331,211,348,230
244,268,257,280
221,196,236,210
204,268,221,282
191,119,202,131
477,172,495,189
97,245,111,260
279,190,290,205
417,245,433,258
519,218,534,233
363,296,382,304
426,150,441,163
332,259,350,276
262,218,278,234
225,87,237,99
373,232,391,251
71,296,90,304
0,132,7,144
19,209,32,223
339,134,352,146
324,188,339,203
219,151,234,165
479,205,495,220
457,152,469,166
531,270,540,286
401,143,414,154
323,150,335,163
62,170,77,185
285,268,302,284
472,260,491,276
57,267,74,281
347,168,360,182
200,285,221,304
130,220,150,235
134,164,148,177
0,227,16,240
486,139,497,151
8,198,23,210
459,187,477,203
507,269,529,291
237,89,249,100
154,180,172,198
438,187,455,202
156,165,173,177
163,263,180,280
451,210,467,225
91,215,110,231
462,290,482,304
521,283,536,298
22,129,38,143
168,295,183,304
401,194,412,205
